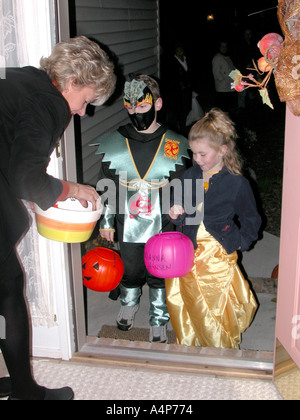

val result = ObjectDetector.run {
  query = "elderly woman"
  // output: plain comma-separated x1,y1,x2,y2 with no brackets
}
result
0,36,116,400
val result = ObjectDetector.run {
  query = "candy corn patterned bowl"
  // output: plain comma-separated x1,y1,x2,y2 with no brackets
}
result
34,198,102,243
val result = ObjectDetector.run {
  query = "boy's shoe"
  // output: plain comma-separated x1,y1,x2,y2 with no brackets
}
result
116,304,140,331
149,325,168,344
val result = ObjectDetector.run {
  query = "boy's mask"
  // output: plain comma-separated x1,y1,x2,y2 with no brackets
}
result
123,80,156,131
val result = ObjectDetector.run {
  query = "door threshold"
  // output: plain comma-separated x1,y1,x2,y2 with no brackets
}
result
72,337,274,380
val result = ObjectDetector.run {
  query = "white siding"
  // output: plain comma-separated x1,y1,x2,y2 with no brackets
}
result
74,0,160,185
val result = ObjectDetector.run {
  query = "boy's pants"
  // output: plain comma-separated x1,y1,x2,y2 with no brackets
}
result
109,220,170,327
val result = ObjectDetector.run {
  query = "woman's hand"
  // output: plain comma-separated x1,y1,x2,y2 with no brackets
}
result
68,182,100,211
169,205,185,220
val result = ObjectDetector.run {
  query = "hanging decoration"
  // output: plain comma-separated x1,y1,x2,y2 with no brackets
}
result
230,0,300,115
230,33,284,109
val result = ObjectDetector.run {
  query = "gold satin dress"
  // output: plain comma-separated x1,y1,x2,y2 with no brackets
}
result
166,222,258,349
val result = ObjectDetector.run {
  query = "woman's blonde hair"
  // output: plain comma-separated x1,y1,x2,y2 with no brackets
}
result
40,36,116,106
189,108,243,175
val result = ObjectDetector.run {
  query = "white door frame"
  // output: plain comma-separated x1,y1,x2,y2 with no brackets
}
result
55,0,87,352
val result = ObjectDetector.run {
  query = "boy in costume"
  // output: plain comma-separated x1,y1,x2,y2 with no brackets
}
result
93,75,190,343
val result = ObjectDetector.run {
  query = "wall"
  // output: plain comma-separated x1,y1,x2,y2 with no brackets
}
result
74,0,160,185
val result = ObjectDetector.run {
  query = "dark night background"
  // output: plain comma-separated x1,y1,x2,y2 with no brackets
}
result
159,0,282,95
159,0,285,237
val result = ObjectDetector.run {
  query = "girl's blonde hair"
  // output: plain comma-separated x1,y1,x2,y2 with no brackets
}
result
40,36,116,106
189,108,243,175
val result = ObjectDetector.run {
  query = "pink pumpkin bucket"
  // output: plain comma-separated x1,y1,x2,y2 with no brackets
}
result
144,232,195,278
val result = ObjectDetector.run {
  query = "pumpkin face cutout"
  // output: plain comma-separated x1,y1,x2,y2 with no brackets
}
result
144,232,195,278
82,247,124,292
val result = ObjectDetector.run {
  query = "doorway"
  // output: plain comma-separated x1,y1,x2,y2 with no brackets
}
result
83,104,284,355
70,0,285,377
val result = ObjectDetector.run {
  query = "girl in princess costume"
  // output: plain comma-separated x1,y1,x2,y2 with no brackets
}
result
93,76,190,343
168,109,260,348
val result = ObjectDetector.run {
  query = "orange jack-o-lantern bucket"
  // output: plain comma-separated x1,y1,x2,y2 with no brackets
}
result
82,247,124,292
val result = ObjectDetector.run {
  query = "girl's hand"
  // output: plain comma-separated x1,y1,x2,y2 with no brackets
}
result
169,205,185,220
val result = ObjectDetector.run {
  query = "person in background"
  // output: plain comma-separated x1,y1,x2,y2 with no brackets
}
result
0,35,116,400
212,40,237,114
233,28,261,133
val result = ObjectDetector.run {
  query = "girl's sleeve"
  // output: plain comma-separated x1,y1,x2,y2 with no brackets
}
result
235,178,262,252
